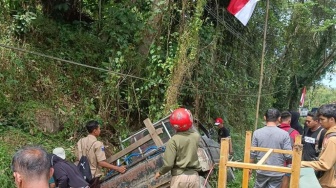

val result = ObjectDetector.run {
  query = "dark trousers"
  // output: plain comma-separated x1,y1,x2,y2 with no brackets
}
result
89,177,101,188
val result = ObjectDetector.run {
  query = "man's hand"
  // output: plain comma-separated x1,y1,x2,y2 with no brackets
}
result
154,172,161,179
117,166,127,173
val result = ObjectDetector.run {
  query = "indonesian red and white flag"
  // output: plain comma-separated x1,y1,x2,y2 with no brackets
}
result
299,86,306,107
227,0,258,26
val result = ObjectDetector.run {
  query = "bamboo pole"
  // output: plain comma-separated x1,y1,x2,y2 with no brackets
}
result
254,0,270,130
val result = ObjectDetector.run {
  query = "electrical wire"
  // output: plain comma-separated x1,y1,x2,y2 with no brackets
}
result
0,43,149,81
0,43,287,97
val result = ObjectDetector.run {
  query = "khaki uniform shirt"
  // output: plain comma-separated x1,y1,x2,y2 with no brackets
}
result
302,126,336,188
76,135,106,177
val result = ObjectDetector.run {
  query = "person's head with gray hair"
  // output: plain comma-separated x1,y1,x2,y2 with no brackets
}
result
264,108,281,123
12,146,53,188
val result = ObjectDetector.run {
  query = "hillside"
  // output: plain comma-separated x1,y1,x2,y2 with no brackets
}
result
0,0,335,187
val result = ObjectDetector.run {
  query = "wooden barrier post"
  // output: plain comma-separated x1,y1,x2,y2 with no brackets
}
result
218,138,229,188
242,131,252,188
290,135,302,188
219,131,302,188
143,118,164,146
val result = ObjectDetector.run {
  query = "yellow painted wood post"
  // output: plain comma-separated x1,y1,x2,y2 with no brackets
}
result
242,131,252,188
290,135,302,188
257,149,273,165
218,138,229,188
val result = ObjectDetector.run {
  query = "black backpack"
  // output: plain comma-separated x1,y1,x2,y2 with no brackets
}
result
78,155,92,182
78,140,97,182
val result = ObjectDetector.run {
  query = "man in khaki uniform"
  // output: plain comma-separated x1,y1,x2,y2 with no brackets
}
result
76,120,126,183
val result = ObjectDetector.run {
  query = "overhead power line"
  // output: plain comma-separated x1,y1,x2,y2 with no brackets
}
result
0,43,285,97
0,43,148,81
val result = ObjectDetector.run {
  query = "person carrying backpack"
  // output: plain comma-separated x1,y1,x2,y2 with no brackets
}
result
279,111,300,146
301,104,336,187
50,152,89,188
302,111,326,162
278,111,300,188
76,120,127,188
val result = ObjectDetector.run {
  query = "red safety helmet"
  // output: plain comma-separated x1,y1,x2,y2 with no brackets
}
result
169,108,193,132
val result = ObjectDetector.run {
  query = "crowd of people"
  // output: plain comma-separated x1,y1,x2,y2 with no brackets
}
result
248,104,336,188
11,104,336,188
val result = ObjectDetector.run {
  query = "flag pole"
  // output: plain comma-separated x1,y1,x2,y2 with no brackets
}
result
254,0,270,131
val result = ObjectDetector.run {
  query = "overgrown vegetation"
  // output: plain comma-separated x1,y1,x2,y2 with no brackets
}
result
0,0,335,187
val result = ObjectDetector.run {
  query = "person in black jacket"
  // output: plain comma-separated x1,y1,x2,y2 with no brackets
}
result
51,154,89,188
290,111,304,135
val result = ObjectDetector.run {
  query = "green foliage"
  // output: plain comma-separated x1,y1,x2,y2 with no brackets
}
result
102,4,145,48
0,143,15,188
0,0,335,186
12,11,36,36
306,85,336,108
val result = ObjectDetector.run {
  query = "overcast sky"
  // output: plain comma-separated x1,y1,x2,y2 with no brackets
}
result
320,73,336,88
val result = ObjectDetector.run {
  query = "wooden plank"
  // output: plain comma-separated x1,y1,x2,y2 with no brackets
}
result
251,146,293,155
218,138,229,188
227,161,292,173
257,149,273,165
242,131,252,188
107,128,163,163
144,118,164,147
290,135,302,188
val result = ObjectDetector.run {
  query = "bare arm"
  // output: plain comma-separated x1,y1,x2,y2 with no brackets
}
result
98,160,126,173
302,138,336,170
229,138,233,155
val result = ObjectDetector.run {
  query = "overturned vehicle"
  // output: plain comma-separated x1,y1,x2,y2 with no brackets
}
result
100,116,232,188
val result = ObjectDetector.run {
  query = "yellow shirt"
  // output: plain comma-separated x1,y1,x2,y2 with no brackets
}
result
76,135,106,177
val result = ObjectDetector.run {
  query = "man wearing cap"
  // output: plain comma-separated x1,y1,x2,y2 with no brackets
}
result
53,147,66,160
215,117,233,155
49,147,66,188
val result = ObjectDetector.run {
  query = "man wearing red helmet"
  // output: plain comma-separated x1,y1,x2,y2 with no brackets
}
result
154,108,202,188
215,117,233,155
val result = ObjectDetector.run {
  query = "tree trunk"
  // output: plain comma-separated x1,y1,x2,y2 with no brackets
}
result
138,0,170,55
164,0,207,112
